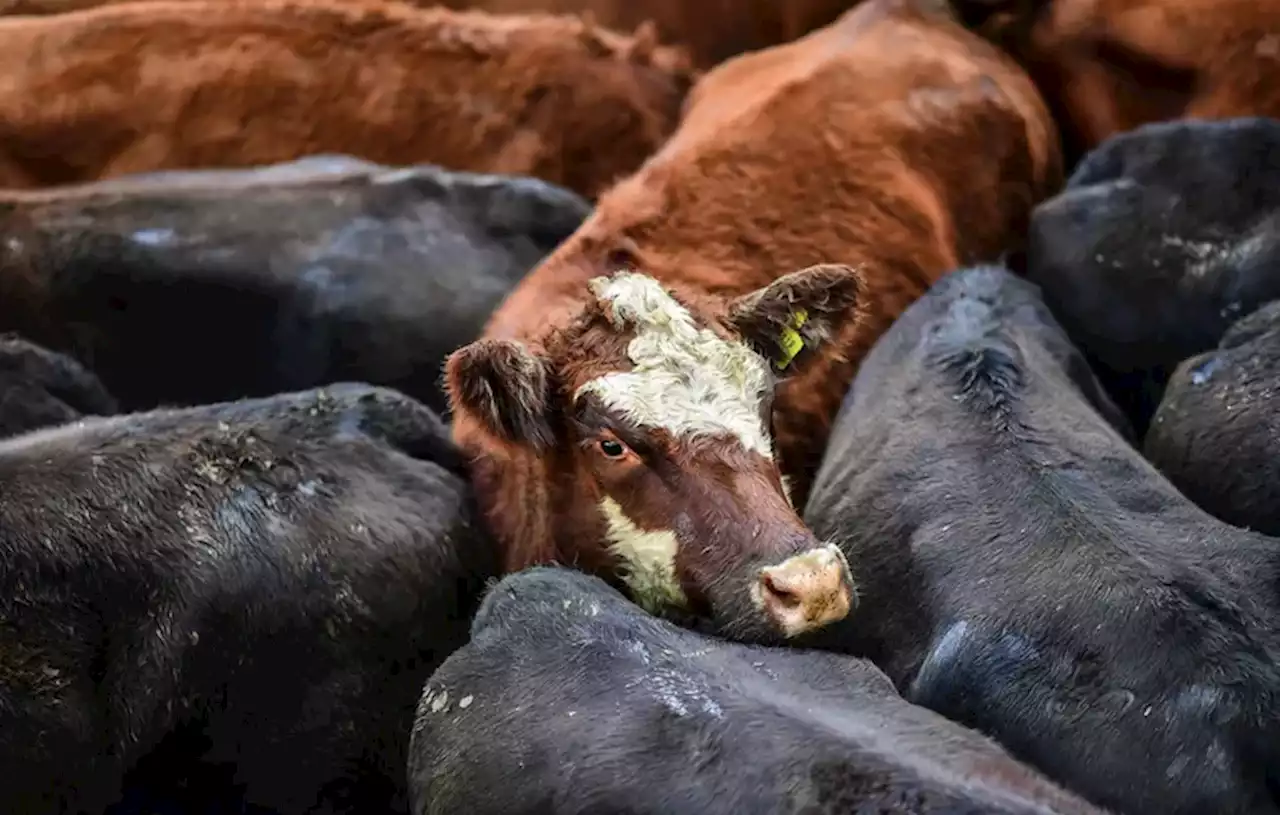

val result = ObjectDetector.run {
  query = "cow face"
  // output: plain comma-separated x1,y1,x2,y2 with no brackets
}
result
447,265,862,643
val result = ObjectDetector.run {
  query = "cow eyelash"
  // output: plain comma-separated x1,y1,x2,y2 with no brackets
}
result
598,438,629,459
571,417,643,460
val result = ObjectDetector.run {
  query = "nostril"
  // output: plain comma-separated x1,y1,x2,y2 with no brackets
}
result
754,546,855,637
760,571,802,609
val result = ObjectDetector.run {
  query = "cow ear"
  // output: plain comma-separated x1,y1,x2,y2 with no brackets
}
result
727,263,864,376
446,339,554,450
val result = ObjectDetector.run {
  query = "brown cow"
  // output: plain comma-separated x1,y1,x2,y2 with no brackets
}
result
439,0,865,68
0,0,139,11
0,0,861,69
0,0,693,198
958,0,1280,162
446,0,1062,644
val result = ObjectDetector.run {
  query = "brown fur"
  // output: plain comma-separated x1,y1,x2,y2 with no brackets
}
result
0,0,152,10
0,0,864,69
450,338,556,450
476,0,1062,491
440,0,867,68
449,264,862,642
728,264,865,370
448,0,1062,638
962,0,1280,161
0,0,694,198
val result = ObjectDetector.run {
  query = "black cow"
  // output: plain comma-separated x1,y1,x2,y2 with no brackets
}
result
0,333,116,436
0,156,590,414
1144,300,1280,535
803,266,1280,815
0,383,496,815
408,567,1105,815
1025,116,1280,435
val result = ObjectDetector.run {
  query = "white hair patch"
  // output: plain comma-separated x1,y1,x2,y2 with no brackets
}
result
599,496,688,612
576,273,774,459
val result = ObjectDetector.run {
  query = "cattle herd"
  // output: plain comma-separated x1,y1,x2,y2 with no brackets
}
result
0,0,1278,813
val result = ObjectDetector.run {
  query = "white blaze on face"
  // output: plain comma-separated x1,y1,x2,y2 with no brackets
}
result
598,496,687,612
575,273,774,459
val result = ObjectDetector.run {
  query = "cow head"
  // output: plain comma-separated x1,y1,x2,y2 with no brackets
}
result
447,264,863,643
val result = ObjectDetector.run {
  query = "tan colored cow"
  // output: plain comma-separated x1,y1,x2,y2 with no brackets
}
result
0,0,861,69
963,0,1280,161
0,0,693,197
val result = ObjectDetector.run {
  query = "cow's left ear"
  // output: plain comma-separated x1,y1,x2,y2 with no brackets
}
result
727,263,864,375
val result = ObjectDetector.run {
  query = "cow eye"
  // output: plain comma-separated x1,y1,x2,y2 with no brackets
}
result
598,439,628,458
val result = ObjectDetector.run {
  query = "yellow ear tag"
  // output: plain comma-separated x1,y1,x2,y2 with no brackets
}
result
775,309,808,369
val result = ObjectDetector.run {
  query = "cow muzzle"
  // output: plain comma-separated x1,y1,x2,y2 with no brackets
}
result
753,543,855,637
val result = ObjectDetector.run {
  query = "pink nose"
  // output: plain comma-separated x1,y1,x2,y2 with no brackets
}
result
756,544,854,637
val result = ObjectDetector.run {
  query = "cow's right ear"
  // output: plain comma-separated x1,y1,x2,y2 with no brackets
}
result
446,339,554,451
